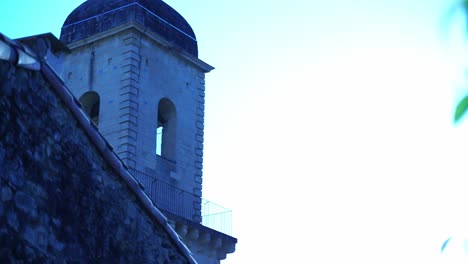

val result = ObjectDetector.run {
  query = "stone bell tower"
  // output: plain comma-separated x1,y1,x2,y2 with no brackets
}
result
59,0,236,263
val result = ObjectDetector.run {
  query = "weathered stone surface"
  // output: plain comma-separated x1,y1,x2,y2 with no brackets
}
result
1,186,12,202
62,28,207,223
0,60,189,263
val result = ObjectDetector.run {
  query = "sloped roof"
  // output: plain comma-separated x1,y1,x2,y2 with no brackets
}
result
0,32,197,264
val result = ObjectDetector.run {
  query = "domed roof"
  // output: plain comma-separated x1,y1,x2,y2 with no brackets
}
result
60,0,198,56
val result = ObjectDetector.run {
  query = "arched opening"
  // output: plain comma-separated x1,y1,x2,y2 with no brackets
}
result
156,98,176,161
79,91,100,125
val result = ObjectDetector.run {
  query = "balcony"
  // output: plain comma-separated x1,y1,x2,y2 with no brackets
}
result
129,169,232,236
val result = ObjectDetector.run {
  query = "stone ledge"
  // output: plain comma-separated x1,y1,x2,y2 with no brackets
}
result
165,211,237,262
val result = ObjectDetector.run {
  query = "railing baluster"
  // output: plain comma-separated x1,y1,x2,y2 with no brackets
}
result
129,169,232,235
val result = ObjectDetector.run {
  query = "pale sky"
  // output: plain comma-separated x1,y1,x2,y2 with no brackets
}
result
2,0,468,263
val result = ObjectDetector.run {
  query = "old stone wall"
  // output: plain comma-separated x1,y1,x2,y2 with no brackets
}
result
0,60,189,263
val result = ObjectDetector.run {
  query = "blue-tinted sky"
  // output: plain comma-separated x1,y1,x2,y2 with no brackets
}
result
2,0,468,263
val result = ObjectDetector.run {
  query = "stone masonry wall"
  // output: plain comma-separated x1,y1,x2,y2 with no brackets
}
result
0,60,189,263
61,29,206,223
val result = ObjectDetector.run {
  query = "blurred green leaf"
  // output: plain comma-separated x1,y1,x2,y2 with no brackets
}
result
454,95,468,122
452,2,468,123
464,0,468,10
460,0,468,32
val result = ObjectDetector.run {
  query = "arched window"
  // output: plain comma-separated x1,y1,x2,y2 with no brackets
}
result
156,98,176,161
79,91,100,125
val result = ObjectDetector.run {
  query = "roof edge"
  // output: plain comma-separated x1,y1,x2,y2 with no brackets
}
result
16,33,70,54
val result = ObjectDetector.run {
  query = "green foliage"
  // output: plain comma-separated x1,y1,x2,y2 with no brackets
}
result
464,0,468,11
455,95,468,122
463,0,468,28
454,0,468,122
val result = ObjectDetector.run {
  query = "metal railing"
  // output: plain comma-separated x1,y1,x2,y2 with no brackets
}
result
202,199,232,236
129,169,232,235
